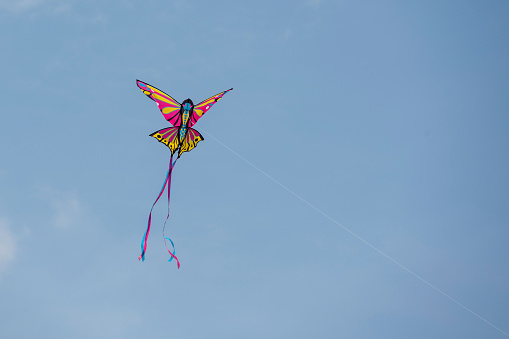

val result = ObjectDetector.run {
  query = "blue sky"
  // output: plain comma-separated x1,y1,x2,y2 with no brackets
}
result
1,0,509,338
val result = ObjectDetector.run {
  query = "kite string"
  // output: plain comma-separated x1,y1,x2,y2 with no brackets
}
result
139,162,171,261
201,128,509,338
162,156,180,268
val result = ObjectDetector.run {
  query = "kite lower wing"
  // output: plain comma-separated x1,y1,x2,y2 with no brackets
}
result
178,128,204,157
150,127,180,155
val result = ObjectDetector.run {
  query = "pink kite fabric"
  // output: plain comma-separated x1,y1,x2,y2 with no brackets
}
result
136,79,232,267
189,89,232,127
139,156,179,268
137,80,183,126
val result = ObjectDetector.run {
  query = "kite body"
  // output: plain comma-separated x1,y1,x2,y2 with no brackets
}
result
136,80,232,267
137,80,232,157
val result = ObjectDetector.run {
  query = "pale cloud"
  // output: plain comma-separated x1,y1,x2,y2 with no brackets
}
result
0,218,16,278
283,28,292,40
62,307,141,338
92,12,107,24
53,195,82,229
39,187,84,229
306,0,322,6
0,0,73,14
0,0,43,12
52,2,70,14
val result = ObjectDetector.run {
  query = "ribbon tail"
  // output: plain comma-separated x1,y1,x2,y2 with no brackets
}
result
139,156,172,261
162,157,180,268
164,237,180,268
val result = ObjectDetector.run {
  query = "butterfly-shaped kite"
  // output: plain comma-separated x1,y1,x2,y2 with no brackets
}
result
136,80,233,267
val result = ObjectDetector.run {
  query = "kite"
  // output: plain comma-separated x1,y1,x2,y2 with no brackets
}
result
136,79,233,268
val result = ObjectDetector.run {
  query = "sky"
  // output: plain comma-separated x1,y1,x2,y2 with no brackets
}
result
1,0,509,338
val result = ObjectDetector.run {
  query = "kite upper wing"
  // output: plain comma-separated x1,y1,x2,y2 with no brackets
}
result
137,80,183,127
188,88,233,127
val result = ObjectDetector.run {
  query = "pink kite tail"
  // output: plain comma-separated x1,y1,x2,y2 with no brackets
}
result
163,157,180,268
138,155,172,261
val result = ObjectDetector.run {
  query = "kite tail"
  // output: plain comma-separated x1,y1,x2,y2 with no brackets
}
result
139,166,170,261
162,157,180,268
138,154,180,268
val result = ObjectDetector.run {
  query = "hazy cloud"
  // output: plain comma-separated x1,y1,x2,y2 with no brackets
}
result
306,0,322,6
53,196,82,229
39,187,84,229
0,218,16,278
63,307,141,338
0,0,43,12
0,0,73,14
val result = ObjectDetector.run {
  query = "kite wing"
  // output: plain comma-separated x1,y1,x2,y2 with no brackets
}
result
188,88,233,127
137,80,183,126
150,127,180,155
179,127,204,157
